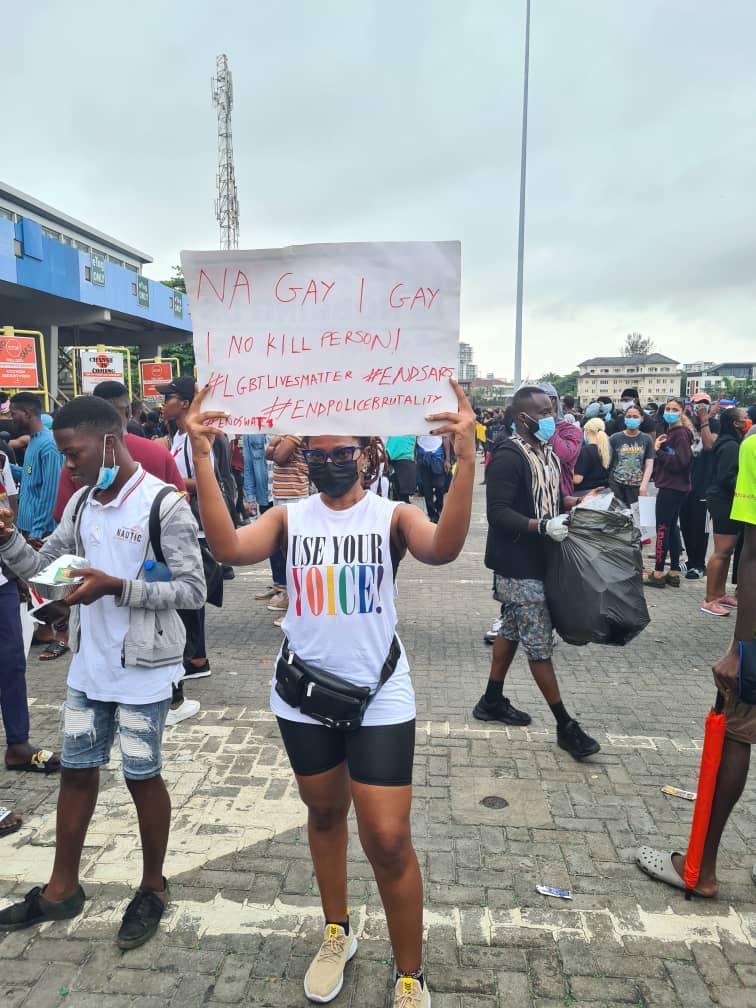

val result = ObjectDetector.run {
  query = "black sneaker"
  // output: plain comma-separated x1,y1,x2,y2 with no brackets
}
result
181,660,211,681
117,879,169,950
473,695,532,726
0,885,85,932
557,720,601,760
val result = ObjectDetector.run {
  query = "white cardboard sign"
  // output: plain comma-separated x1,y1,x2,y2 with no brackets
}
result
181,241,461,435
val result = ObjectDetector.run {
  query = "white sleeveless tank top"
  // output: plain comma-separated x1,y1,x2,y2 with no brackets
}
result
269,491,415,726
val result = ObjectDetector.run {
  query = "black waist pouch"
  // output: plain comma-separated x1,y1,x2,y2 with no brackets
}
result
275,637,400,732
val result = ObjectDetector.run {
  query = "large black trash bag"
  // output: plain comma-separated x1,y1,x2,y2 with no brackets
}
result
544,506,650,646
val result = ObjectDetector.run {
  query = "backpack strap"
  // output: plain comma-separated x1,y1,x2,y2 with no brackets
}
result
183,437,193,479
148,486,177,566
72,487,94,551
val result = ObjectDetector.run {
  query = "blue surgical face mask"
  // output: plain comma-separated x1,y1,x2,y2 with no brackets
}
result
663,411,680,425
600,402,613,416
625,417,641,430
584,434,591,444
525,415,555,443
584,402,601,419
643,409,653,416
96,435,119,490
510,423,516,432
621,400,634,412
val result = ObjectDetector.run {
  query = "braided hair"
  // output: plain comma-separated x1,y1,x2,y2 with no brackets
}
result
358,437,387,488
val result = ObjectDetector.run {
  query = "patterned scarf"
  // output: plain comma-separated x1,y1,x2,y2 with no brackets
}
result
510,433,561,520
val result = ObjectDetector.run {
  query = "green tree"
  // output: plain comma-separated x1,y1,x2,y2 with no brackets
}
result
720,376,756,404
537,371,578,397
621,332,654,356
162,265,186,293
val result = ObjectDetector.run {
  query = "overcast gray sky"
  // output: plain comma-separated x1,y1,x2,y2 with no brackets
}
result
4,1,755,377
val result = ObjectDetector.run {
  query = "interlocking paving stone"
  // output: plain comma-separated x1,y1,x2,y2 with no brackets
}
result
0,478,753,1005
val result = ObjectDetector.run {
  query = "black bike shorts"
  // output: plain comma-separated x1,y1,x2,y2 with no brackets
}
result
276,717,416,787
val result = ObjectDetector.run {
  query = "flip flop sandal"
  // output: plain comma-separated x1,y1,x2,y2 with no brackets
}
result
636,846,714,898
5,749,61,774
0,808,22,837
38,641,69,661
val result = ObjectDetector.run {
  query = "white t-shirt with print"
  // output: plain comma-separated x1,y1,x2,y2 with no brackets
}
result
270,491,414,726
68,466,183,704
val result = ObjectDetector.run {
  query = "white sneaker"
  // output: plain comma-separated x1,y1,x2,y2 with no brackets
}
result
303,923,357,1002
165,699,201,726
393,976,430,1007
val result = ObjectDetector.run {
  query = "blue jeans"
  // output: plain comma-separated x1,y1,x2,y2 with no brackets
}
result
242,435,270,508
0,580,29,746
61,686,170,780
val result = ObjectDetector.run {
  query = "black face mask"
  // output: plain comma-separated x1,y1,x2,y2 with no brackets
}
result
308,461,360,498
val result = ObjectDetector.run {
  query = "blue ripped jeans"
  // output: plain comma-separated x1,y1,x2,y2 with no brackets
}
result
61,687,170,780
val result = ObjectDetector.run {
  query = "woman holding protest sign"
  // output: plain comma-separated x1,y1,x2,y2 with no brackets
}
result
185,379,474,1008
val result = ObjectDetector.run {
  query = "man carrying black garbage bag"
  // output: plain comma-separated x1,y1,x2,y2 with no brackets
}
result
472,386,601,761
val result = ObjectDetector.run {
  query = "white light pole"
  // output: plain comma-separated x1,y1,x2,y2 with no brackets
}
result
513,0,531,387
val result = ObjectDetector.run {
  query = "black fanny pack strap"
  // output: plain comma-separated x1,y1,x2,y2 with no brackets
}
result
378,636,401,693
282,635,401,701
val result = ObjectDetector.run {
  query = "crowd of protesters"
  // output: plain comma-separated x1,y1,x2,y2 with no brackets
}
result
0,373,754,1008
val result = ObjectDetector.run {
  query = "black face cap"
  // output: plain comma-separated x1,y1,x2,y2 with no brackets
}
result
155,375,196,403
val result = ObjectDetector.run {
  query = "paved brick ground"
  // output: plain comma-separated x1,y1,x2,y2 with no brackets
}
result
1,474,754,1007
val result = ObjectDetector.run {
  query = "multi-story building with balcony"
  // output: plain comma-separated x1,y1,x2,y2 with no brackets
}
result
577,353,680,404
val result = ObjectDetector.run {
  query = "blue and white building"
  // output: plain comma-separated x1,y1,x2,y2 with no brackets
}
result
0,182,191,397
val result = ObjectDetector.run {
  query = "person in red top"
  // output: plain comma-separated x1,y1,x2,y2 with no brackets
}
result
49,382,198,725
54,385,185,522
538,383,582,496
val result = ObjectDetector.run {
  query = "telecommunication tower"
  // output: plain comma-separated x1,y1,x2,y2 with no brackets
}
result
211,54,240,249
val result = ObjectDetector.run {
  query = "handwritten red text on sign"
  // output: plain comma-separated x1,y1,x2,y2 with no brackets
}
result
182,241,461,435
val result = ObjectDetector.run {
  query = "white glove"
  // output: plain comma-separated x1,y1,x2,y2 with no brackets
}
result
543,515,569,542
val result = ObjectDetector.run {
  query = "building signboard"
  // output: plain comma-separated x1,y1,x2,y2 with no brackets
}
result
91,252,106,287
137,275,150,308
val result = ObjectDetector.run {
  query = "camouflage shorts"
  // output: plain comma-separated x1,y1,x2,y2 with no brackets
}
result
493,576,553,661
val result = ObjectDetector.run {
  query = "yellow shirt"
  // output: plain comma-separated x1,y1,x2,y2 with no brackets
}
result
731,435,756,525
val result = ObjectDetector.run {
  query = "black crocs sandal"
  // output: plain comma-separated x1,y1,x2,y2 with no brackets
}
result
0,884,85,931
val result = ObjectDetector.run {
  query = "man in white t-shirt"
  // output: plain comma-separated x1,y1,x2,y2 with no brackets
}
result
0,396,205,948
